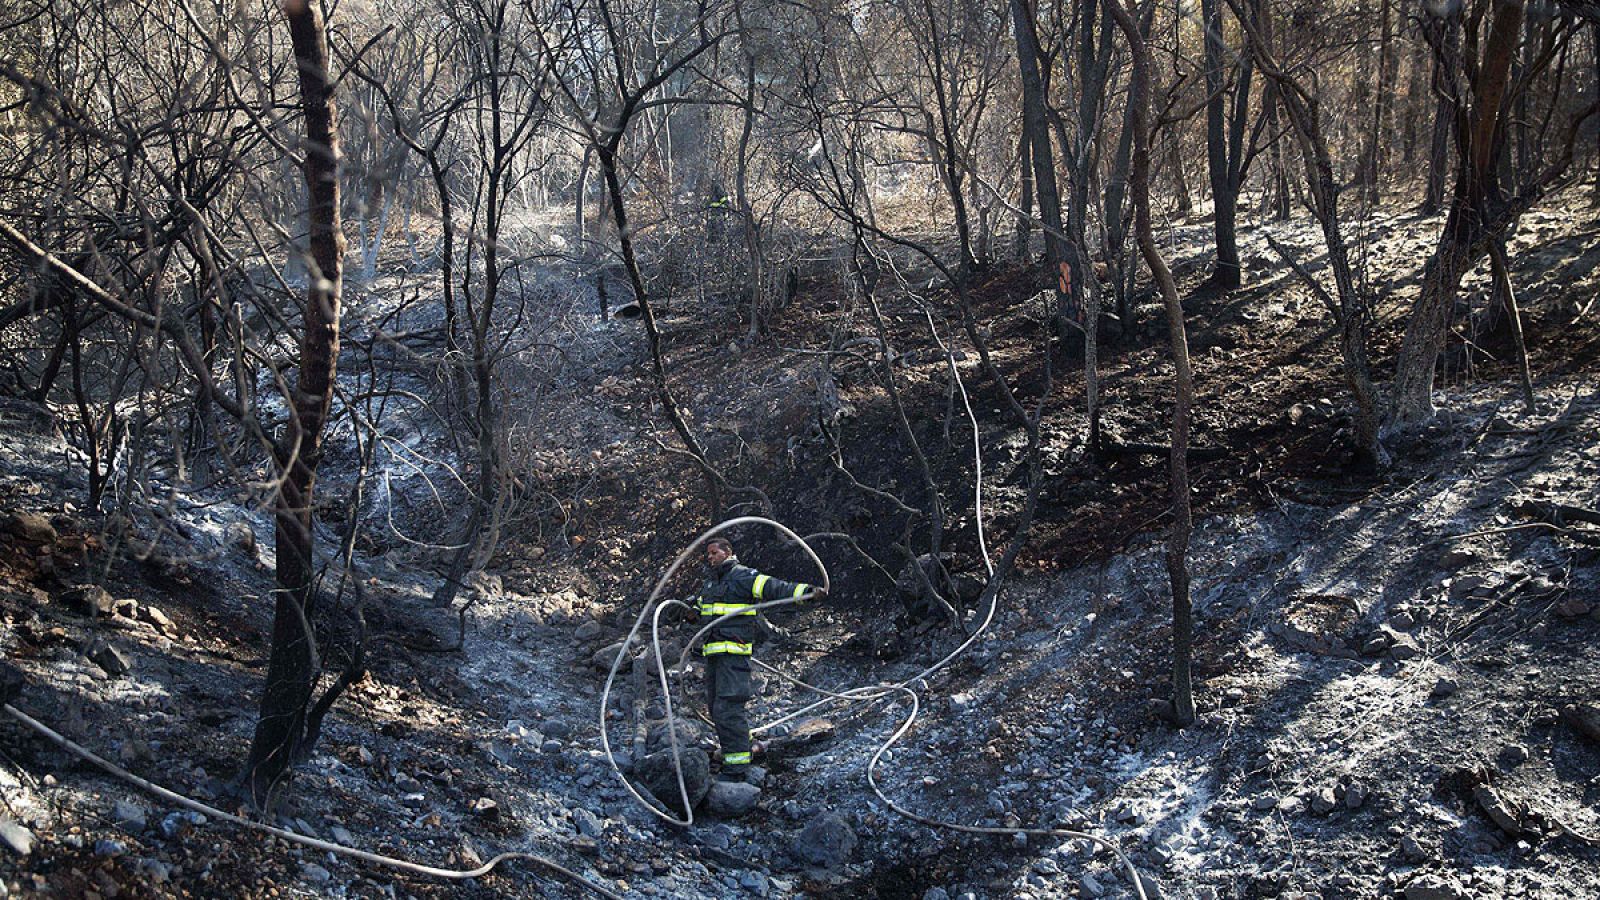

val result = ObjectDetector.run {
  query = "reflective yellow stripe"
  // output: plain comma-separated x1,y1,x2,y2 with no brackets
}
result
699,603,757,616
791,583,807,599
722,752,751,765
752,574,770,598
703,641,753,656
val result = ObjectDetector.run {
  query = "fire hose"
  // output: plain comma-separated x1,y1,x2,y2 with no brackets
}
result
597,515,1149,900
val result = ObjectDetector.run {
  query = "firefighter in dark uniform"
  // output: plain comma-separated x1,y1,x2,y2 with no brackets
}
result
694,537,823,782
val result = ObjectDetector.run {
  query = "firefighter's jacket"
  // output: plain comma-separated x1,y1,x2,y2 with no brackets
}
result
696,557,813,656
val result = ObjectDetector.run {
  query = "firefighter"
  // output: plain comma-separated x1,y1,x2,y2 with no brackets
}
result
693,536,823,782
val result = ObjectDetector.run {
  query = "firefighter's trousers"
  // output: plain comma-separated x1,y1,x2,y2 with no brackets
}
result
704,652,753,777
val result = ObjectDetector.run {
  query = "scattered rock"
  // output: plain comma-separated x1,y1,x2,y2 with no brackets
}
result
1496,744,1529,771
112,801,148,832
1404,874,1469,900
93,838,126,857
572,807,605,838
158,812,198,839
0,662,25,705
1561,703,1600,745
738,870,771,897
1144,697,1177,722
468,571,504,603
0,819,34,856
60,584,115,616
470,798,499,820
1080,873,1106,898
1274,594,1360,656
1400,833,1434,863
301,862,332,884
1429,677,1459,700
1473,784,1525,836
1449,575,1496,599
1135,872,1166,899
645,718,704,755
227,522,258,559
1310,787,1338,815
767,717,836,754
895,553,956,621
113,597,138,619
4,512,56,544
137,858,172,883
634,748,709,814
591,642,629,672
1387,632,1422,661
794,810,856,868
1552,596,1594,618
703,780,761,817
575,620,604,642
1343,784,1367,810
137,605,174,633
86,639,131,677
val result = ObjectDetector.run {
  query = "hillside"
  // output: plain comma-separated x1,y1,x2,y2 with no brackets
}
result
3,180,1600,900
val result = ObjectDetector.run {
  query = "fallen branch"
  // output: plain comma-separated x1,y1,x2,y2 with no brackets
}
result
1431,521,1591,544
1098,438,1229,461
1263,232,1341,324
1512,497,1600,527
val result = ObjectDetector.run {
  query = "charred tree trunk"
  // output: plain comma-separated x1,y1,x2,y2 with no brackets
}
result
736,15,766,342
1106,0,1195,727
1201,0,1252,288
1393,0,1524,427
1360,0,1396,203
244,0,345,808
1488,239,1536,412
1227,0,1387,466
433,5,528,611
1402,22,1429,163
1422,7,1462,213
921,0,980,275
1104,88,1137,329
1010,0,1071,318
1015,131,1034,260
598,147,722,509
1265,96,1292,220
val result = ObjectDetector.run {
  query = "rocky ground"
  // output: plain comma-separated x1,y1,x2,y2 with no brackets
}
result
1,186,1599,900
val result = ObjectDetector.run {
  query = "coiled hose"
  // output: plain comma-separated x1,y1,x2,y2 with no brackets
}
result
598,516,1148,900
